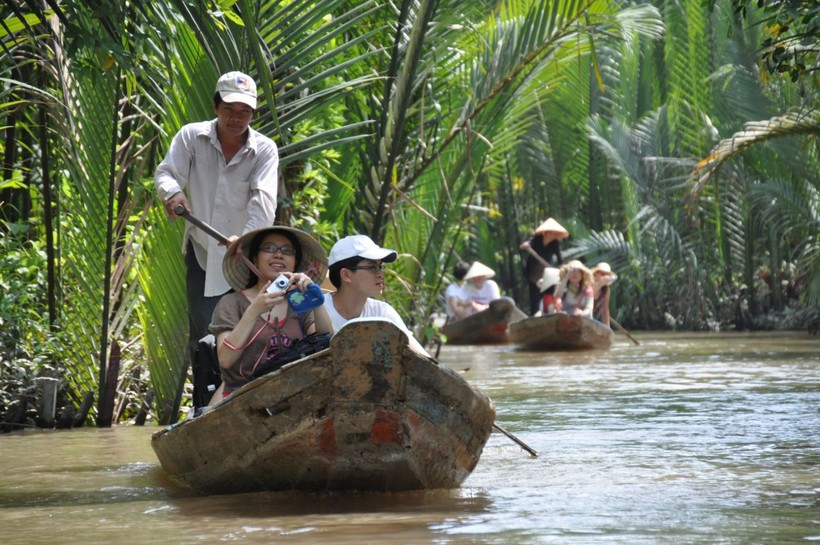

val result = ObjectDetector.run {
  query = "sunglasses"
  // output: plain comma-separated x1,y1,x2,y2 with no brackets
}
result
258,243,297,256
347,264,385,273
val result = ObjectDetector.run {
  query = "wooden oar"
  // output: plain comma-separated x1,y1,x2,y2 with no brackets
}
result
431,355,538,457
493,422,539,457
610,317,640,345
173,205,263,278
174,205,229,245
522,245,639,345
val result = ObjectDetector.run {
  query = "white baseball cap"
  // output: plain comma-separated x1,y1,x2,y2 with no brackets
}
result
215,71,257,109
328,235,397,267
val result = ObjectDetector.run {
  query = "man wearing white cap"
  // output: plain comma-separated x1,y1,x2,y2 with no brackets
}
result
325,235,429,355
154,70,279,390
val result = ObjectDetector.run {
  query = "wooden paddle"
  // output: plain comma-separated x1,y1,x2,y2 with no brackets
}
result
609,317,640,345
521,244,639,345
431,355,538,457
173,205,264,278
174,205,229,245
493,422,539,457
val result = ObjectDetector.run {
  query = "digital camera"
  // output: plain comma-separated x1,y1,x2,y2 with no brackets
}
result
266,273,290,293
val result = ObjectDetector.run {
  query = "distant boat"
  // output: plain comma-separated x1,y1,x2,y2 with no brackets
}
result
151,319,496,495
509,313,613,350
442,297,527,345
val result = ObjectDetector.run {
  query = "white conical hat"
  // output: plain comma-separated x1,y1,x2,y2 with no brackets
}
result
534,217,569,238
464,261,496,280
222,226,327,292
537,267,561,291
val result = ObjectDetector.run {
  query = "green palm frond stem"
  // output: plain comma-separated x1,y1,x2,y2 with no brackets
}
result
690,109,820,194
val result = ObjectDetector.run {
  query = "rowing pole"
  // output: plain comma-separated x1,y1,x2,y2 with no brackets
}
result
493,422,539,457
430,355,539,457
174,205,228,245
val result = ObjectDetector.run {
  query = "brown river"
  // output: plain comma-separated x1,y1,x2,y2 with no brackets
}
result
1,331,818,544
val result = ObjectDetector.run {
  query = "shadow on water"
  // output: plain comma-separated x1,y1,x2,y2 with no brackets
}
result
171,487,493,519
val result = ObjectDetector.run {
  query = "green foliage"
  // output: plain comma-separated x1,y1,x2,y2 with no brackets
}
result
730,0,820,83
0,226,66,426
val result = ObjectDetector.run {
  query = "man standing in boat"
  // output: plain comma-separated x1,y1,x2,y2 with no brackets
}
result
520,217,568,315
154,71,279,405
324,235,430,356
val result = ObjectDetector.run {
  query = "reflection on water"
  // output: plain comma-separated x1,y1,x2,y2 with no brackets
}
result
1,332,818,544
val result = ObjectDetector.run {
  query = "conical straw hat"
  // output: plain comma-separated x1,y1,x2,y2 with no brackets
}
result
223,226,327,292
534,217,569,239
464,261,496,280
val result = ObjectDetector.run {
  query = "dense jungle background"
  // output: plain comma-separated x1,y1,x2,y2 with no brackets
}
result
1,0,817,428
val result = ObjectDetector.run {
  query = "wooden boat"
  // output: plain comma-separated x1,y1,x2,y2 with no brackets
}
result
508,313,613,350
151,318,495,495
441,296,527,345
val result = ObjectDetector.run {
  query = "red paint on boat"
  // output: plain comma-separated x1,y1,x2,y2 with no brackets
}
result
371,411,401,444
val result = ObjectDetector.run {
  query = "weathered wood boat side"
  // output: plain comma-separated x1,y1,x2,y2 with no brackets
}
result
151,319,496,495
441,296,527,345
508,313,613,350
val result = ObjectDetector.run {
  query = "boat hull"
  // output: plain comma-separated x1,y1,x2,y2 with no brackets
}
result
441,297,527,345
151,319,495,494
508,313,613,350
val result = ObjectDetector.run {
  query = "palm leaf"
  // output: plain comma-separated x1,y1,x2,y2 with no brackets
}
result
691,109,820,194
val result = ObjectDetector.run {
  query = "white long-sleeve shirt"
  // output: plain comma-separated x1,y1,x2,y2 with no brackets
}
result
155,119,278,296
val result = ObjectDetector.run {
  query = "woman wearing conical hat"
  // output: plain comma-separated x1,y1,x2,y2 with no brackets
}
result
461,261,502,314
520,217,568,315
209,226,332,399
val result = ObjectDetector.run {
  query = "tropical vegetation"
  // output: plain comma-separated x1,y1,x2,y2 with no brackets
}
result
1,0,817,428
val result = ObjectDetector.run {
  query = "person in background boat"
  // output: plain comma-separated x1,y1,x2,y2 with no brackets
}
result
520,217,568,315
154,71,279,401
591,262,618,327
325,235,430,356
444,261,472,321
209,226,332,398
555,260,594,317
461,261,502,314
535,266,562,316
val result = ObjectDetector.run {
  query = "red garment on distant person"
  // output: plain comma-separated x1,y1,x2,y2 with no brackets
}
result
540,292,562,314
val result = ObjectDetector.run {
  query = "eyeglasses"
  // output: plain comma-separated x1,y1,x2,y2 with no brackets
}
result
259,243,296,256
347,264,385,273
